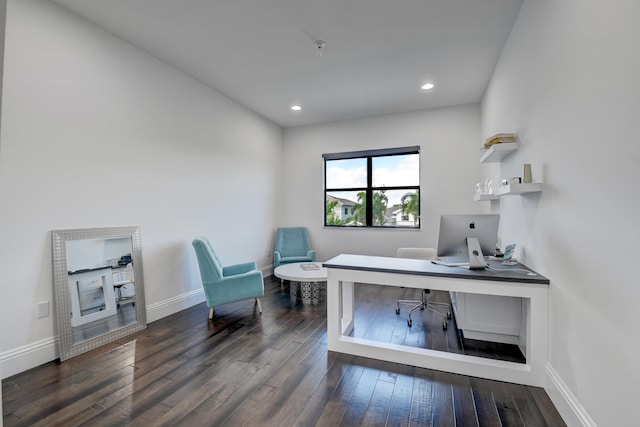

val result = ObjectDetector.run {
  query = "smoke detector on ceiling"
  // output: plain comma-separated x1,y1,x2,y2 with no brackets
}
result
314,40,326,56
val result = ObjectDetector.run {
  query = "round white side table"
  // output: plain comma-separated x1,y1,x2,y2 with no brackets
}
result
274,262,327,305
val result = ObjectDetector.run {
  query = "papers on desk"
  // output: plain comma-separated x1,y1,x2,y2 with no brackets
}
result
300,263,320,271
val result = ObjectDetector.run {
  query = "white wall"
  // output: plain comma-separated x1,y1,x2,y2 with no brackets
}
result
482,0,640,425
0,0,282,378
282,104,483,260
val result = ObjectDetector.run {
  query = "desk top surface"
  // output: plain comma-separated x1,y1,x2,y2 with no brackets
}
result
323,254,549,285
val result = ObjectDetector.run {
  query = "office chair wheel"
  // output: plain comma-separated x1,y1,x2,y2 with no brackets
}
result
408,318,412,327
443,321,448,330
447,311,452,319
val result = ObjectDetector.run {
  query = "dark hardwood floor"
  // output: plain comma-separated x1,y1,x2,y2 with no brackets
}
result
2,276,565,426
350,284,526,364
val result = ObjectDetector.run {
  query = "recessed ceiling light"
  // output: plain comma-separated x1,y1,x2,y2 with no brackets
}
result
421,83,435,90
291,105,302,111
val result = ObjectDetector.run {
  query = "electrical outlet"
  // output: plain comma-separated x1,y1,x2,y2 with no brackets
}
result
37,301,49,318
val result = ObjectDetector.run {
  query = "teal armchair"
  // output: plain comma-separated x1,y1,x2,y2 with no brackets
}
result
192,237,264,319
273,227,316,267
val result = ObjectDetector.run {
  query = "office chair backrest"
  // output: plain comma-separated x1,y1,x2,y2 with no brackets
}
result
397,247,437,260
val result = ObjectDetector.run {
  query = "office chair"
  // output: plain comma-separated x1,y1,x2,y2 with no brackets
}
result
395,248,452,329
113,262,135,308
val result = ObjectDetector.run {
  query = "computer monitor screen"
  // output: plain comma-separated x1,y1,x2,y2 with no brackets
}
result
437,214,500,257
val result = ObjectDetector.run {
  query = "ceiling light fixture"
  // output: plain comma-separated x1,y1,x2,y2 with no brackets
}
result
291,105,302,111
421,83,435,90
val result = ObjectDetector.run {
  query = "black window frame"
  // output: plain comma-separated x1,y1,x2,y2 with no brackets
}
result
323,146,420,228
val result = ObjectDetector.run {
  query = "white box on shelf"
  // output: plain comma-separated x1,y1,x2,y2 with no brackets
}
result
496,182,543,196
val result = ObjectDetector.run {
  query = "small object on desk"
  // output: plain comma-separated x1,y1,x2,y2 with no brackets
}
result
431,260,471,267
493,244,504,257
300,262,320,271
502,243,517,265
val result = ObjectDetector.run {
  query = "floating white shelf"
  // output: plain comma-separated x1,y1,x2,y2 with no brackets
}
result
495,182,543,196
473,193,499,201
480,142,518,163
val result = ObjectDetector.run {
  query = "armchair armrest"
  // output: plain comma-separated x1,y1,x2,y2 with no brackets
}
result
273,251,282,266
223,261,258,277
306,250,317,262
202,268,265,306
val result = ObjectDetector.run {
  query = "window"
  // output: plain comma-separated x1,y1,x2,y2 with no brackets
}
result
324,146,420,228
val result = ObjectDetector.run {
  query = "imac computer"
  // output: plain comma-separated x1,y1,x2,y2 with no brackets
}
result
436,214,500,269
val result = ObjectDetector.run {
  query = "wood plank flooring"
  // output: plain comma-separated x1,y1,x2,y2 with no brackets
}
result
2,276,565,426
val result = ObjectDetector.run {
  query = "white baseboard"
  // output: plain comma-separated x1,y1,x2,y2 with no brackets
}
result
260,265,274,278
145,288,205,323
545,362,597,427
0,336,58,380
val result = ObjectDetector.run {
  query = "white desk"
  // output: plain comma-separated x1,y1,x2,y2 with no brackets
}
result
323,254,549,386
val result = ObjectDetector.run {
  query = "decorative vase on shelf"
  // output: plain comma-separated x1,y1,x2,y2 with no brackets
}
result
523,164,532,183
485,178,493,194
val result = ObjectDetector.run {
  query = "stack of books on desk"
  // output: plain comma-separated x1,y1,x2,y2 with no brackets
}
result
484,133,517,148
300,263,320,271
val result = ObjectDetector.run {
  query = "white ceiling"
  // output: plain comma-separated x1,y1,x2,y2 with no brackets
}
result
50,0,523,128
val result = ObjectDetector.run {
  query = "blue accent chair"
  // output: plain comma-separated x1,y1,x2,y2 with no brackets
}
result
273,227,316,267
192,237,264,319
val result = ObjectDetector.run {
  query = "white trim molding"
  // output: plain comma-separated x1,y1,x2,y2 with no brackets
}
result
1,336,58,380
259,265,274,278
145,288,205,323
545,362,597,427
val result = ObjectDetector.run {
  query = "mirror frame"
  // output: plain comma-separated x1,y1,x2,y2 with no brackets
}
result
52,226,147,361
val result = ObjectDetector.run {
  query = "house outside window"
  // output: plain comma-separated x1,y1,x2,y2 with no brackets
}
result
323,146,420,228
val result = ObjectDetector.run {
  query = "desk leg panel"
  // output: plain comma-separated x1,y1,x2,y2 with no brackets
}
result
327,278,354,350
330,336,540,386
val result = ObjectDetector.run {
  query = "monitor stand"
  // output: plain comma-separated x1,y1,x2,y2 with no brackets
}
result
466,237,487,270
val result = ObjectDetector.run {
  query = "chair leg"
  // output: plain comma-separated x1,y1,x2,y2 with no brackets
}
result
209,307,215,319
396,290,452,328
255,298,263,313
